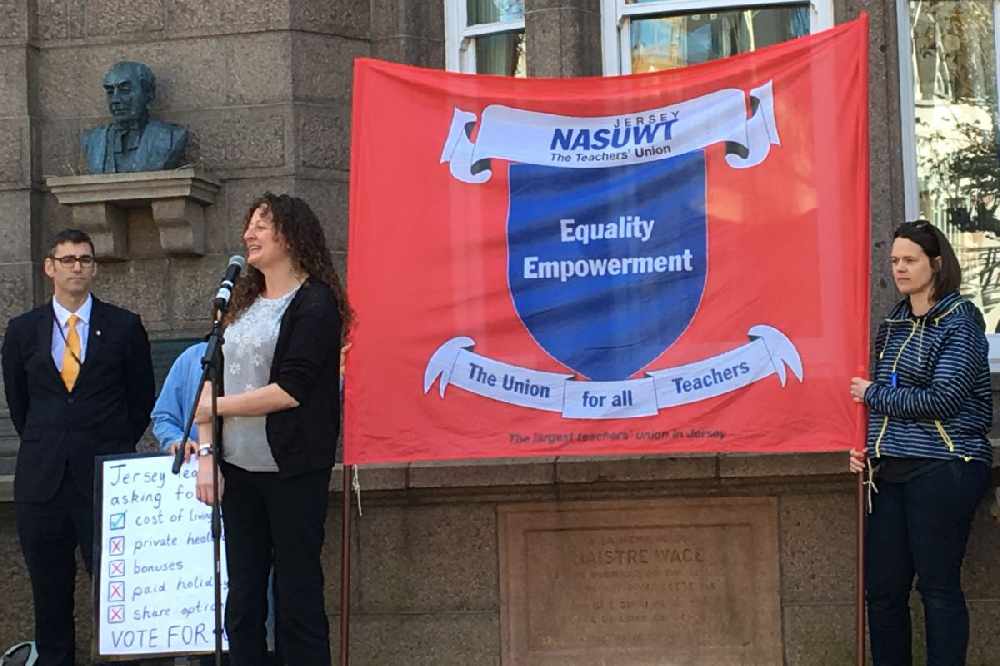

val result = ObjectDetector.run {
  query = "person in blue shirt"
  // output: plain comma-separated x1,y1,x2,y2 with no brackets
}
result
152,341,206,458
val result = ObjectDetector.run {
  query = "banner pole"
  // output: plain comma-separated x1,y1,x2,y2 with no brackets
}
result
856,470,866,666
339,464,352,665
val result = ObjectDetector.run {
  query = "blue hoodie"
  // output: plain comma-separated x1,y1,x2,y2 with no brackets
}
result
864,291,992,465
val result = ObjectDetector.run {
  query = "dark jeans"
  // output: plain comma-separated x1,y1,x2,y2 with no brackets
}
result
15,473,94,666
221,463,332,666
866,459,990,666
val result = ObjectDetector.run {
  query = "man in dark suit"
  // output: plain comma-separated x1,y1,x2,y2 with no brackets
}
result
2,228,155,666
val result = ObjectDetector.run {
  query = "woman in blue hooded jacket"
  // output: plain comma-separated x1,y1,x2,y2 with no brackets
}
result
849,220,992,665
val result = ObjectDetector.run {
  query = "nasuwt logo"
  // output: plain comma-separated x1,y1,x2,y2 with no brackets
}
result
427,82,803,420
548,111,679,163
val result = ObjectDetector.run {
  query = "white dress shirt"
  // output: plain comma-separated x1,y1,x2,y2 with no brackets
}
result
51,295,93,371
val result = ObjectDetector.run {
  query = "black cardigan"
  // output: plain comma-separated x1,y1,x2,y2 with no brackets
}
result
255,278,342,478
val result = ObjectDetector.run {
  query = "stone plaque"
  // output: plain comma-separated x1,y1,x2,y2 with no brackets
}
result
498,497,781,665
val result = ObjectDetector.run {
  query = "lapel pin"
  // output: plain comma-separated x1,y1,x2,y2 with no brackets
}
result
96,330,101,336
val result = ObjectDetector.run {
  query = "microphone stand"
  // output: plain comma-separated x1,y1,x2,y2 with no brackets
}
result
172,306,227,666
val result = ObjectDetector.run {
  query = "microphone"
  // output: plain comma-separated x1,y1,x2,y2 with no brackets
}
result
170,440,187,475
213,255,246,313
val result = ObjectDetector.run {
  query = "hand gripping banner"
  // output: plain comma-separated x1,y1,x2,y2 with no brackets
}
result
345,16,870,465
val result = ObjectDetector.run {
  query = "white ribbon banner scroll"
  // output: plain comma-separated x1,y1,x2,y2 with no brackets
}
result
440,81,779,184
424,325,803,419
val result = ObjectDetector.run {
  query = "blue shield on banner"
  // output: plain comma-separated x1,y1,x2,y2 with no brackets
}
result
507,154,707,381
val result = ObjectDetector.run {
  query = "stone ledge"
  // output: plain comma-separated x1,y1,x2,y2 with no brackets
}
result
4,446,998,503
556,454,716,483
345,444,1000,493
718,451,848,478
344,451,865,494
45,168,221,258
344,463,408,491
409,457,556,488
45,169,219,206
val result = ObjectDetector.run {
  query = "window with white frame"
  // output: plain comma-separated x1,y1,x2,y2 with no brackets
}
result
445,0,526,76
897,0,1000,333
600,0,834,76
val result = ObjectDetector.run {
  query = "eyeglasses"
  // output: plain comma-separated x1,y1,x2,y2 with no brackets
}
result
50,254,95,267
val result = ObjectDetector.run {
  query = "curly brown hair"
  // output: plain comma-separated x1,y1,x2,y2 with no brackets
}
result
225,193,353,332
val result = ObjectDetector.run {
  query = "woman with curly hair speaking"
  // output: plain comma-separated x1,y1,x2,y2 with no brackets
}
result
193,193,350,665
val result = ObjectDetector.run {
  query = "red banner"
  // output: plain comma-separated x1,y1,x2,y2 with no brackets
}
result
344,16,870,465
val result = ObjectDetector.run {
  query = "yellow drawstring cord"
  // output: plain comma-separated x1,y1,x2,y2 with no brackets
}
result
874,320,919,458
865,456,878,514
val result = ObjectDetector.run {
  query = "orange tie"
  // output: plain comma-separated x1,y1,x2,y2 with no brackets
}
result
61,314,81,391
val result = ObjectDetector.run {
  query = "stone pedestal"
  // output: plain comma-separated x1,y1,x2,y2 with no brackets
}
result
45,169,221,260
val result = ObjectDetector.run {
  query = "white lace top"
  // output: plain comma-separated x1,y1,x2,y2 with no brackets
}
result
222,285,301,472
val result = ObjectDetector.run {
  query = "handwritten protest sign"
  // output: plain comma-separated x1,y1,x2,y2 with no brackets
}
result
94,454,228,658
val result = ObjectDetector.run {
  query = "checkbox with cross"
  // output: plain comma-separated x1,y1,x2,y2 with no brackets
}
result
108,536,124,555
108,605,125,623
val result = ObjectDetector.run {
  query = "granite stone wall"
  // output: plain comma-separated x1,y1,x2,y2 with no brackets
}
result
0,0,373,474
3,1,996,664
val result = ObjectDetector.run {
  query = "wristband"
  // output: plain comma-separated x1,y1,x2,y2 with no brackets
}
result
197,443,213,458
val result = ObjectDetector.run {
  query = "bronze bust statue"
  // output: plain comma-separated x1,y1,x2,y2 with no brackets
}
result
82,61,188,174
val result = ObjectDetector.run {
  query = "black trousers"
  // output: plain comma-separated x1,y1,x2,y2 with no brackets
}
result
866,459,990,666
221,462,332,666
15,472,95,666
